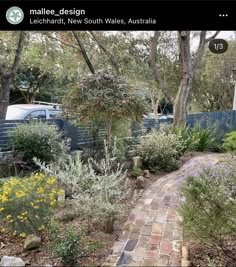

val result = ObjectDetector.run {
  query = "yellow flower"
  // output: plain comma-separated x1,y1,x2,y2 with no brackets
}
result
33,205,39,209
15,190,26,198
47,176,55,185
6,215,12,220
37,187,44,194
57,189,65,196
0,207,4,212
0,195,8,203
19,232,26,238
50,200,56,206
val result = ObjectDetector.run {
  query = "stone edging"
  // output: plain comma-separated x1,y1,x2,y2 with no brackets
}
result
181,245,190,266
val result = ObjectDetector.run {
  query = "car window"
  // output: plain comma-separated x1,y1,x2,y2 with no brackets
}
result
25,110,46,120
48,109,62,119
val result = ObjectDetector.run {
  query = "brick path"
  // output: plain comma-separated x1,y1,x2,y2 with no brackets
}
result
104,154,221,267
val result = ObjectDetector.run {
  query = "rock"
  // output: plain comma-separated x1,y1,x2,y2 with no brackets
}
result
132,156,142,169
0,256,25,267
23,234,41,250
136,176,145,189
143,170,150,178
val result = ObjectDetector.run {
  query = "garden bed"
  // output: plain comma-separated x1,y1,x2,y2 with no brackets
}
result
186,240,236,267
0,172,164,266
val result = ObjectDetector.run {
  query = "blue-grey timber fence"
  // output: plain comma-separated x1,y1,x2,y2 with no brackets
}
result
1,110,236,153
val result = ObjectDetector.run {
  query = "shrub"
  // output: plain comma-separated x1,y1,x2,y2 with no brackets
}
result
49,224,102,266
0,173,63,236
178,155,236,261
138,131,185,172
131,167,142,177
191,124,216,152
35,141,131,234
222,131,236,152
10,121,70,166
62,70,147,150
161,123,194,153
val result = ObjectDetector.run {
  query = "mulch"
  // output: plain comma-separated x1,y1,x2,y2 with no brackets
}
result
0,171,165,267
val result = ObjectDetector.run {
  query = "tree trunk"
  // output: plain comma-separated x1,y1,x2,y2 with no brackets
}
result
0,31,25,119
149,31,220,127
0,76,11,119
89,31,120,74
173,31,193,126
151,97,159,120
72,31,96,74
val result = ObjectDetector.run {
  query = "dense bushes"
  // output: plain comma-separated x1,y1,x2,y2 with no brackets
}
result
162,123,217,152
0,173,63,236
139,131,185,172
10,121,69,166
178,156,236,261
191,124,216,152
35,142,131,234
223,131,236,152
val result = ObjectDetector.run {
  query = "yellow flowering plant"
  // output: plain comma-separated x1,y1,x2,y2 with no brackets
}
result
0,173,63,236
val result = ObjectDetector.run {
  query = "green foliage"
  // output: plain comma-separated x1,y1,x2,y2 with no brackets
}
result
35,141,131,234
49,224,102,266
179,156,236,260
49,225,80,266
0,173,63,236
191,41,236,112
162,122,219,153
161,123,194,153
63,70,147,122
139,131,185,172
131,167,142,177
62,70,147,149
222,131,236,152
191,124,216,152
10,121,70,166
111,120,133,162
0,179,5,188
13,65,57,103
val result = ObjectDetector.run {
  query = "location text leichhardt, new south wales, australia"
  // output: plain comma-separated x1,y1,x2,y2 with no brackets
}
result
29,8,157,25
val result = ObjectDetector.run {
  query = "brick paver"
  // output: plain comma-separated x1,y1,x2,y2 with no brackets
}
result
103,154,220,266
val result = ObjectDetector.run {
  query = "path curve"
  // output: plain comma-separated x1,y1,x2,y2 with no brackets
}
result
103,153,221,267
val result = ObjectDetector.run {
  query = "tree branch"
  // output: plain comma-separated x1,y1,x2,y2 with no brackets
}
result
72,31,95,74
45,33,81,51
10,31,26,76
193,31,220,76
148,31,174,104
89,31,120,74
205,31,220,43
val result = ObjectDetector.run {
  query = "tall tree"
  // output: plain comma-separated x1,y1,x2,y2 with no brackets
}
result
0,31,26,119
191,40,236,111
149,31,220,126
